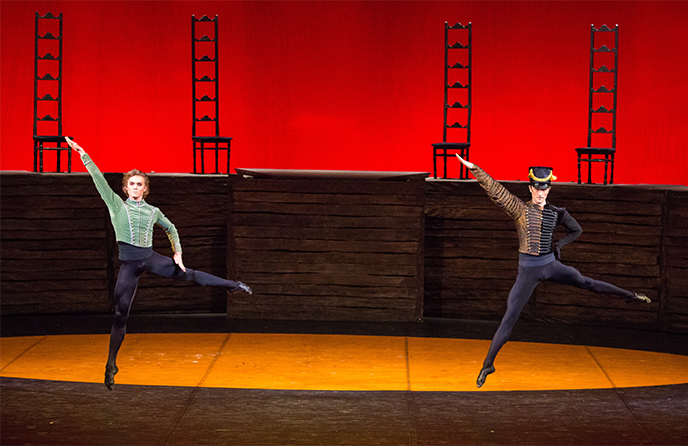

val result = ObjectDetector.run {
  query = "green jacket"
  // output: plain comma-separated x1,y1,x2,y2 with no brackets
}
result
81,153,181,253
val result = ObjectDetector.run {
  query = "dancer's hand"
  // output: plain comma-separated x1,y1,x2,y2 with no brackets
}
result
455,154,474,169
65,137,85,156
174,252,186,272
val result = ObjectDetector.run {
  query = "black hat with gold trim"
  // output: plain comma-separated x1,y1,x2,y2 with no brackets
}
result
528,166,557,190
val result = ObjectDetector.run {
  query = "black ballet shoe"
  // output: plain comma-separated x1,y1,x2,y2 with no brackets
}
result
230,281,252,295
104,365,118,391
624,292,651,304
476,366,495,388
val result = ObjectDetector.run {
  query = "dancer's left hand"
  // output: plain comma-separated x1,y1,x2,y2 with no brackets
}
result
174,252,186,272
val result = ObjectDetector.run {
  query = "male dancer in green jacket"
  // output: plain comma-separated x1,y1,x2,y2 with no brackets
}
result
66,137,251,390
455,154,651,388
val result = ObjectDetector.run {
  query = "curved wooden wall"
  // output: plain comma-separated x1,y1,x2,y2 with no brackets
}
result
1,172,686,332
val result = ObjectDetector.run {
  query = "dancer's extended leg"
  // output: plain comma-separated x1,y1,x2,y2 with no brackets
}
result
146,252,250,293
546,261,650,303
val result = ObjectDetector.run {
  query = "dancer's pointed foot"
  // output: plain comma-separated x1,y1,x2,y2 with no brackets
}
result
104,365,118,391
476,366,495,388
624,292,651,304
229,281,252,295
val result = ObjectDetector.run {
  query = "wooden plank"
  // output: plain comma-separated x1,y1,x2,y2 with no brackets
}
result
0,248,106,261
0,218,106,232
233,202,422,218
532,305,659,327
229,294,416,309
226,304,418,322
0,259,110,272
230,176,423,196
237,272,419,288
248,282,415,297
1,280,108,293
235,261,417,276
0,270,105,281
233,191,422,206
235,226,420,242
233,213,421,229
235,250,418,266
234,238,419,254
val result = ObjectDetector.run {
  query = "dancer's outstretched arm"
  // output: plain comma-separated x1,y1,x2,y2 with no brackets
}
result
456,154,524,220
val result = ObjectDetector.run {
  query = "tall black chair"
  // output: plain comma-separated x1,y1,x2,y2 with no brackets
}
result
33,12,73,172
192,15,232,174
576,24,619,185
432,22,472,179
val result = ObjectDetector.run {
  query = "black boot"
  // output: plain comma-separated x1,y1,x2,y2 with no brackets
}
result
624,292,651,304
477,366,495,388
230,281,252,295
105,365,118,391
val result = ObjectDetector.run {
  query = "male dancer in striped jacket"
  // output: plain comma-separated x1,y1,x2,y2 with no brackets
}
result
455,155,651,388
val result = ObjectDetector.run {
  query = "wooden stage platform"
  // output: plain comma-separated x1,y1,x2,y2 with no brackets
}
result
2,315,688,445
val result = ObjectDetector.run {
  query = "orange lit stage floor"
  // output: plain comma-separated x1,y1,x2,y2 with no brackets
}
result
2,316,688,445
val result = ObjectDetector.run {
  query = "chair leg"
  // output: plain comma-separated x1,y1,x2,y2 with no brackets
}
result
587,154,592,184
577,153,581,184
610,154,615,185
433,148,437,179
200,142,205,174
226,144,230,175
602,156,608,185
193,143,197,174
463,148,469,180
443,148,448,179
39,143,44,173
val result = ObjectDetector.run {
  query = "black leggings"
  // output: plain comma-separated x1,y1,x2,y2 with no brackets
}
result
482,259,634,369
106,251,242,368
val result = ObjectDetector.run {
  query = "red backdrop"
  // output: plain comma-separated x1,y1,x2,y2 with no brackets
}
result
2,1,687,185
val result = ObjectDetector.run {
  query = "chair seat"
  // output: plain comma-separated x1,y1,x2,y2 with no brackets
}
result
575,147,615,155
33,135,74,143
432,142,470,149
192,136,233,143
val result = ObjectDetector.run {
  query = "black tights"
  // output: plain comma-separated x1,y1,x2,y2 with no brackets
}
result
482,259,634,369
106,252,242,368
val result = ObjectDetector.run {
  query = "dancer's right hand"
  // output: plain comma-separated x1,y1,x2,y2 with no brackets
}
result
65,137,85,156
455,154,474,169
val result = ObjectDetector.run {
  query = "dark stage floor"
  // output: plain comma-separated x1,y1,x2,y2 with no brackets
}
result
2,315,688,445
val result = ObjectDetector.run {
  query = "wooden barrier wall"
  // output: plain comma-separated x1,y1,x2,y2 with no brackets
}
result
1,172,686,332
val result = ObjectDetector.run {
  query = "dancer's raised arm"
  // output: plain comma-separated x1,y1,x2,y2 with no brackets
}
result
456,154,524,221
